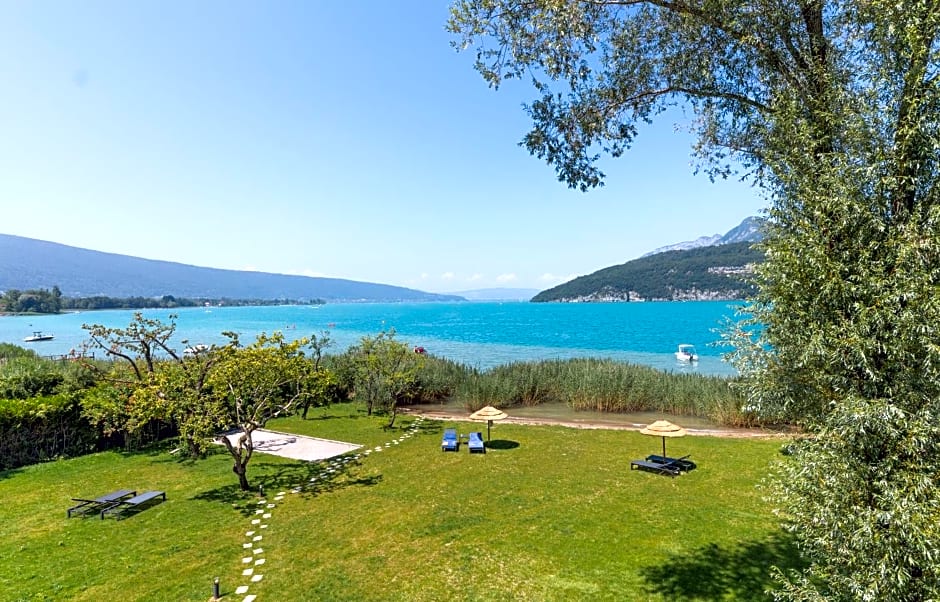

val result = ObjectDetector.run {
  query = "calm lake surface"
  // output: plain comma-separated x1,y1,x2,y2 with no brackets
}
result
0,301,743,376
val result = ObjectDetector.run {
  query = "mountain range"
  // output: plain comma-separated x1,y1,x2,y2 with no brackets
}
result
1,217,762,304
641,216,764,256
0,234,462,302
533,217,765,302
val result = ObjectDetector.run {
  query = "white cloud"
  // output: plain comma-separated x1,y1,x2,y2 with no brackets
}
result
441,271,455,280
496,273,518,283
420,272,429,280
539,272,577,284
468,273,483,282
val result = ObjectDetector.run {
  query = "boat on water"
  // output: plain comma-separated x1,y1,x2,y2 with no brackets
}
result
23,331,54,342
675,344,699,362
183,344,210,356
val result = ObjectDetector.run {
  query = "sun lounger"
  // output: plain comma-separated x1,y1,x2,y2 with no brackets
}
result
646,454,696,472
67,489,136,518
468,431,485,453
630,459,680,477
442,428,459,452
100,490,166,519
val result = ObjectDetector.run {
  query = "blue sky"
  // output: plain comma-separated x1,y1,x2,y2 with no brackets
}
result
1,1,766,293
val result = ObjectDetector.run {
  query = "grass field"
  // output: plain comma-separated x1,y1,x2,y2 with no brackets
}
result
0,404,801,601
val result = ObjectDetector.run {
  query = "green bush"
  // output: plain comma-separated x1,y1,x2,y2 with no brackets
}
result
0,393,98,470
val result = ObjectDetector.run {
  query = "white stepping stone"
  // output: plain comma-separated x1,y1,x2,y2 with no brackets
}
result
251,519,260,525
242,568,254,576
257,500,266,505
250,574,263,582
261,524,268,529
255,558,266,565
253,535,263,541
242,557,253,564
253,548,264,554
243,543,252,549
267,503,276,508
235,585,249,594
246,531,255,536
263,513,271,519
255,509,264,514
243,595,256,602
277,491,286,495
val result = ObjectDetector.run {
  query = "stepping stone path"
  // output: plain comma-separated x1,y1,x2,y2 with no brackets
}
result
231,417,425,601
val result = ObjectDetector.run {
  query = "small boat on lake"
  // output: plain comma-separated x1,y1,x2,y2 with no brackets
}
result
183,344,210,356
23,331,54,342
675,344,698,362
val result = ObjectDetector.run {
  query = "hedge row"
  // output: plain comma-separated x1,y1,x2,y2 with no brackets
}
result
0,393,99,470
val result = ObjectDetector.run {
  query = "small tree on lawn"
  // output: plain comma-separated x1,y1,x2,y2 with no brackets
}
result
82,313,222,457
299,331,337,420
210,332,319,491
347,330,423,428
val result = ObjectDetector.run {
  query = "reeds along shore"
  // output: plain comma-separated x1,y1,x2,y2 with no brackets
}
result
408,356,755,428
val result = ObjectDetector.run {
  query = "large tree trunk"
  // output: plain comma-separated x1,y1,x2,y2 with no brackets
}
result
219,431,254,491
233,461,250,491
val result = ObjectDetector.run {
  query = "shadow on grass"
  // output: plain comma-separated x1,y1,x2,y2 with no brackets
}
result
0,466,25,481
638,532,806,601
485,439,519,450
192,455,382,514
300,412,369,421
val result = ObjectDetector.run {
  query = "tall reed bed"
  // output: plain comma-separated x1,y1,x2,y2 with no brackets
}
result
416,356,753,427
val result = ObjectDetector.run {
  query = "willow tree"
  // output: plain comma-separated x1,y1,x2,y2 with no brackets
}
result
449,2,940,599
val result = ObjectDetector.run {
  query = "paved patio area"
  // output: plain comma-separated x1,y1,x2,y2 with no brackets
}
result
218,428,361,462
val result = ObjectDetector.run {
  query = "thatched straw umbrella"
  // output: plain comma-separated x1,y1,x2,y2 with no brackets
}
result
469,405,508,441
640,419,687,459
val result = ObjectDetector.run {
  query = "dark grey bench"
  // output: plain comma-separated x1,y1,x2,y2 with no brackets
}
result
101,490,166,519
646,454,696,472
68,489,136,518
630,459,680,477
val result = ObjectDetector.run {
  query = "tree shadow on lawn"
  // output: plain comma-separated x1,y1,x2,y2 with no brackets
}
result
639,532,807,601
485,439,519,450
300,412,370,421
192,456,382,514
0,466,25,481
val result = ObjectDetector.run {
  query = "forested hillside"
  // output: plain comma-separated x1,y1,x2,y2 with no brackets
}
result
0,234,462,302
533,242,763,302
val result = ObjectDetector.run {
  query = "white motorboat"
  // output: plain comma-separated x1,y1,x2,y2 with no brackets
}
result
675,344,699,362
23,331,54,342
183,344,210,356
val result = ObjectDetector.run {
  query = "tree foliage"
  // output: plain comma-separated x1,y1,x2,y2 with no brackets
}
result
0,286,62,313
450,1,940,599
209,332,324,491
81,313,222,457
343,330,423,428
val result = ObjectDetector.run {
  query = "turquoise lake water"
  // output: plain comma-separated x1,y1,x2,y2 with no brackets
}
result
0,301,743,376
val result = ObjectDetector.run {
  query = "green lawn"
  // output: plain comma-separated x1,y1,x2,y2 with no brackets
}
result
0,404,801,601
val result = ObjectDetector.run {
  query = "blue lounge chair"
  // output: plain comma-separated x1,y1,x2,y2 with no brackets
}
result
468,431,485,454
441,428,459,452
